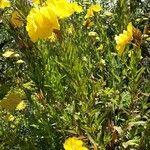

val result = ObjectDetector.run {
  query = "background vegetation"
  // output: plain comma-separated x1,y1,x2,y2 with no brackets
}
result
0,0,150,149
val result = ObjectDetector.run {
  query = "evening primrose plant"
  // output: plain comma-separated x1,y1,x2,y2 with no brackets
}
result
26,0,82,42
0,0,150,149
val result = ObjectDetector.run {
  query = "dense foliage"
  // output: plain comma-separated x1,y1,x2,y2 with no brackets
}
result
0,0,150,149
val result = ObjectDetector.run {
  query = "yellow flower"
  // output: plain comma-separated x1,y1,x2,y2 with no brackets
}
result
83,19,94,28
2,49,14,58
64,137,88,150
46,0,82,19
11,11,23,28
70,2,83,13
26,6,60,42
32,0,40,5
2,49,20,58
115,22,133,56
26,0,82,42
85,4,102,19
0,0,10,9
5,114,15,122
16,100,26,111
0,90,24,111
88,31,98,37
16,59,24,64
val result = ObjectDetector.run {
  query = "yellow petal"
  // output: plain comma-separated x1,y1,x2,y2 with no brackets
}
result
64,137,88,150
32,0,40,5
91,4,102,12
0,91,24,111
85,4,102,19
47,0,82,19
71,3,83,13
127,22,133,38
2,50,14,58
16,101,26,111
26,6,59,42
0,0,10,9
11,11,23,28
115,22,133,56
5,114,15,122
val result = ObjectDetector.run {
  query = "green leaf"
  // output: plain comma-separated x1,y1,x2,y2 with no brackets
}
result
127,121,146,130
135,67,145,83
120,91,131,108
122,138,139,148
